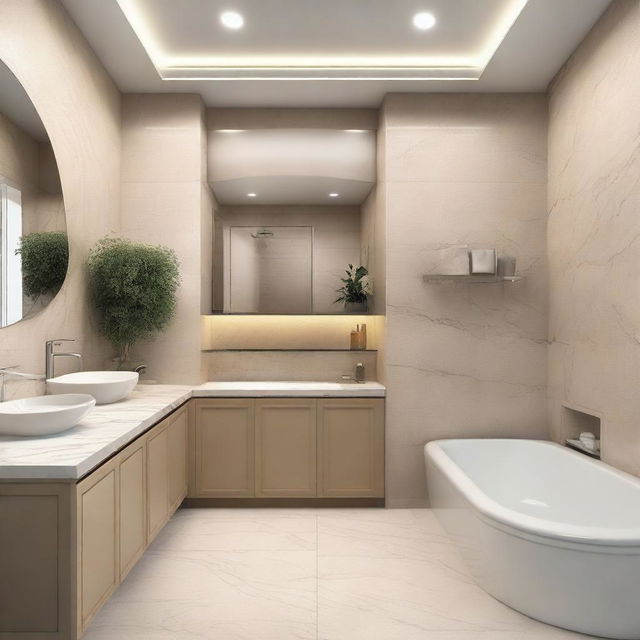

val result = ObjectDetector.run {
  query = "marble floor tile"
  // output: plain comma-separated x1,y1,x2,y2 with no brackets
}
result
84,508,601,640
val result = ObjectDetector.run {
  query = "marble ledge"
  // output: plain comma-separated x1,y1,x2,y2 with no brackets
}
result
0,381,385,481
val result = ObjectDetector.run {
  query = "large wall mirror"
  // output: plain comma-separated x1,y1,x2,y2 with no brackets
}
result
0,60,67,328
208,126,377,314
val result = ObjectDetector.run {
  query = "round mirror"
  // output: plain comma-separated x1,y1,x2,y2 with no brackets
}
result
0,60,68,328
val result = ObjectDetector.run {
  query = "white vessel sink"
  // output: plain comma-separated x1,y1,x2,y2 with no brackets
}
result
0,394,95,437
47,371,139,405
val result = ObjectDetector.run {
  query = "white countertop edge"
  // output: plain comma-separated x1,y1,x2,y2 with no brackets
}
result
0,382,385,480
192,382,386,397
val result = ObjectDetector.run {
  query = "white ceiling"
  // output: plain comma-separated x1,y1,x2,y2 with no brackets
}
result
209,129,376,205
60,0,612,108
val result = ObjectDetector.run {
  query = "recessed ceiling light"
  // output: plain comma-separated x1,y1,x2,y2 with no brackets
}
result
247,192,257,198
344,129,367,133
220,10,244,30
216,129,245,133
413,12,436,30
329,193,340,198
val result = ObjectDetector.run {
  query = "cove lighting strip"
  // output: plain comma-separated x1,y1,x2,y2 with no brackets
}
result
116,0,528,81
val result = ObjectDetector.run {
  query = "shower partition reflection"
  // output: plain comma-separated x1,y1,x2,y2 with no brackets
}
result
229,226,313,313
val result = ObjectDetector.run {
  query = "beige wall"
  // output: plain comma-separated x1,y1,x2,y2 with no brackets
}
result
0,0,120,397
218,205,361,313
547,1,640,474
382,94,549,506
120,94,211,384
0,113,65,239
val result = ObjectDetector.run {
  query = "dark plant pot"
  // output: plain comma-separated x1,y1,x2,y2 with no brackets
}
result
345,301,368,314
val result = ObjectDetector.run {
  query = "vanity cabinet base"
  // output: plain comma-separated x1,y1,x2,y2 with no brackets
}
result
0,402,189,640
190,398,385,500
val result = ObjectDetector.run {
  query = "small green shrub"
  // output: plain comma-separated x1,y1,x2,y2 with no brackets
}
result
16,231,69,299
87,237,181,363
335,264,370,306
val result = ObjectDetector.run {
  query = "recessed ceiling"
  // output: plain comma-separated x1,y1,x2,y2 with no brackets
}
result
116,0,527,80
60,0,612,107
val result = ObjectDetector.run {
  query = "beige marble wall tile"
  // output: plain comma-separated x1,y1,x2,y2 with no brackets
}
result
548,1,640,475
121,94,208,384
0,0,120,396
382,93,549,506
205,350,377,382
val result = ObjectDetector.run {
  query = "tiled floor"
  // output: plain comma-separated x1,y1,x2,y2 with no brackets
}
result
84,508,598,640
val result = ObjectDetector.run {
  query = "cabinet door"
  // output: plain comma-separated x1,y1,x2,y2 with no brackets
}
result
318,399,385,497
147,426,169,542
193,399,255,497
255,399,317,497
168,406,188,513
118,439,146,580
77,460,118,631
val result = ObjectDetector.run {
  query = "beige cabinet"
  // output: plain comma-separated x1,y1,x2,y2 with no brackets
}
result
76,459,119,632
168,406,188,512
191,399,255,497
255,399,317,497
318,398,385,497
146,425,169,542
118,439,146,580
191,397,384,501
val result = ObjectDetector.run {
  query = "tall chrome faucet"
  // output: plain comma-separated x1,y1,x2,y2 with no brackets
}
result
45,339,83,380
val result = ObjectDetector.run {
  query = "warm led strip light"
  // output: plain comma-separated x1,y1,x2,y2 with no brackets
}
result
116,0,528,81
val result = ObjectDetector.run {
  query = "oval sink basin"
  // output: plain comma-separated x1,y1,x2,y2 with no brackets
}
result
47,371,139,405
0,394,95,437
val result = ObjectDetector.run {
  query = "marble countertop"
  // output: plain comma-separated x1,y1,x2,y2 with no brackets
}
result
0,381,385,481
194,381,386,397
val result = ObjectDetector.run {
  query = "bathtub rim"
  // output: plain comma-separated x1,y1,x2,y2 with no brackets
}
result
425,438,640,548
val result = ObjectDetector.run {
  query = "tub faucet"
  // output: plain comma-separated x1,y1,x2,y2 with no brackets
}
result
0,366,45,402
45,339,83,379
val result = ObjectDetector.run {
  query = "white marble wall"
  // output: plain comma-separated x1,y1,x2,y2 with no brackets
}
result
382,94,549,506
0,0,120,398
548,1,640,475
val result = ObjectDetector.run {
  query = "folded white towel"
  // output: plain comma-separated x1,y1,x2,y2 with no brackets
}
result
470,249,496,274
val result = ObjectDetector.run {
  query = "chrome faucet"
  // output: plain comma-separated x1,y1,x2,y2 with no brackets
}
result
45,339,83,380
0,366,45,402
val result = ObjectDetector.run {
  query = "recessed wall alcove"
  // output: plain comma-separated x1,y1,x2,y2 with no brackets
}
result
561,402,602,457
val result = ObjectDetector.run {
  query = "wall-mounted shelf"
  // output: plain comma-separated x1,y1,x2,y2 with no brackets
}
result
566,438,601,459
202,349,378,353
422,274,523,284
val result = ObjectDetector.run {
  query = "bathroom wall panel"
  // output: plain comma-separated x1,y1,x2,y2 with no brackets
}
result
548,1,640,476
0,0,121,391
120,94,209,383
382,93,549,506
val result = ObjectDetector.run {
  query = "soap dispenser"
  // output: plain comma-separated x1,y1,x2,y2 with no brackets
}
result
355,362,365,383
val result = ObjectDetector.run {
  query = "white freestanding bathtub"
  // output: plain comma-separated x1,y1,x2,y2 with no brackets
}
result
425,439,640,639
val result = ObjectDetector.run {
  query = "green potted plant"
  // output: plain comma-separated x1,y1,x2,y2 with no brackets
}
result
87,237,181,368
16,231,69,304
335,264,370,313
